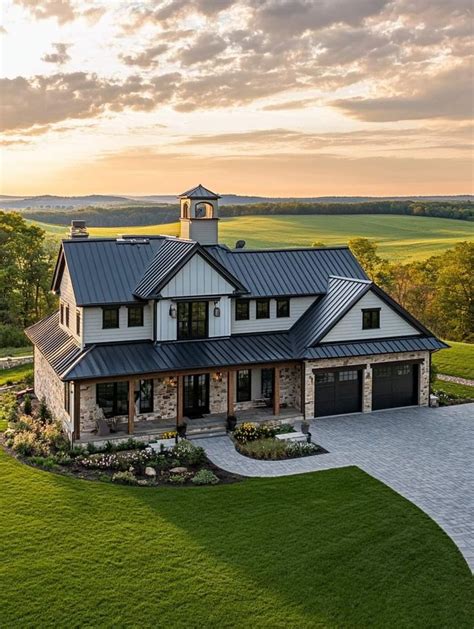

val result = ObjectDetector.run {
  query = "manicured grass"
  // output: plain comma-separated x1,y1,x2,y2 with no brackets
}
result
0,346,32,359
434,379,474,400
0,363,33,386
0,450,472,628
433,341,474,380
33,214,474,262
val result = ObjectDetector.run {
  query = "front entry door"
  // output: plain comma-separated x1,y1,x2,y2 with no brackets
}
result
183,374,210,418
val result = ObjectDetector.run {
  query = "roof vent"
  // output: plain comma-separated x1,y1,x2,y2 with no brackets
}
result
69,220,88,239
116,236,150,245
235,240,246,249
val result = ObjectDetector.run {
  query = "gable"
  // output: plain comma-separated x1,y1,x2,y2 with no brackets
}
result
322,290,420,343
160,252,236,298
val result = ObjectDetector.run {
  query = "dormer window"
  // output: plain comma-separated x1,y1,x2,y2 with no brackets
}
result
235,299,250,321
362,308,380,330
177,301,208,340
128,305,144,327
276,298,290,318
103,306,119,329
256,299,270,319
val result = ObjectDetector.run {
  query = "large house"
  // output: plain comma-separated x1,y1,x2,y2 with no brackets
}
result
26,185,447,443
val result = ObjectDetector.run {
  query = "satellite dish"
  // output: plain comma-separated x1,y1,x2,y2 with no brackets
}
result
235,240,246,249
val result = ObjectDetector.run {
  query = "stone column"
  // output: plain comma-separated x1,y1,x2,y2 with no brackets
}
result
303,362,314,420
362,364,372,413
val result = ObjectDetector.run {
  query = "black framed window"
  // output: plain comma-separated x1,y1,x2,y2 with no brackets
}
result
65,305,70,328
261,368,274,398
60,303,64,325
76,310,81,335
128,305,144,327
237,369,252,402
276,298,290,318
235,299,250,321
256,299,270,319
102,307,119,329
137,379,153,413
362,308,380,330
64,382,70,413
177,301,208,340
96,382,128,418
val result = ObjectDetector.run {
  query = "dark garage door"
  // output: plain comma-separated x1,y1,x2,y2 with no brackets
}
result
372,363,418,410
315,369,362,417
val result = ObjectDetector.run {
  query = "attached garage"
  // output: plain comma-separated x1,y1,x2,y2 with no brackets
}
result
314,367,362,417
372,362,419,410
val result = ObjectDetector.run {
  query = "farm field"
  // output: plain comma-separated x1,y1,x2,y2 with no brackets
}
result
433,341,474,380
0,450,472,628
32,214,474,262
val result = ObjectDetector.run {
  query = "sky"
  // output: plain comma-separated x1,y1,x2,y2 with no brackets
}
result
0,0,473,196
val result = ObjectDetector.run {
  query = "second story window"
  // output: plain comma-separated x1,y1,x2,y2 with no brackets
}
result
76,310,81,335
235,299,250,321
128,305,144,327
256,299,270,319
65,305,70,328
177,301,208,340
60,303,64,325
102,306,119,329
362,308,380,330
276,298,290,318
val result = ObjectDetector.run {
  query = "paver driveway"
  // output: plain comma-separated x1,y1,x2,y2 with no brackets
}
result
198,404,474,571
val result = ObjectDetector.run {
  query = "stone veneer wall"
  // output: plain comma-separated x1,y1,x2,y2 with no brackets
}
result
209,374,227,414
34,348,71,434
235,365,302,412
303,351,430,419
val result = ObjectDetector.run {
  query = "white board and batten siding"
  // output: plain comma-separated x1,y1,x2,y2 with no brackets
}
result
156,297,231,341
160,253,235,298
231,296,316,334
323,291,419,342
83,304,153,344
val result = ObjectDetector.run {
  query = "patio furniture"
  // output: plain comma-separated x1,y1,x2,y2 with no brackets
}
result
96,417,111,437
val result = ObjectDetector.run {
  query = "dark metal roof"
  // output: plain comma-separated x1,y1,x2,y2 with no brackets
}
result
25,312,82,374
64,334,294,381
205,246,368,297
292,276,371,352
178,184,220,199
304,336,448,360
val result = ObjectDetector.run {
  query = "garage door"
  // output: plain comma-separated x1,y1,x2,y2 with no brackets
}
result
314,369,362,417
372,363,418,410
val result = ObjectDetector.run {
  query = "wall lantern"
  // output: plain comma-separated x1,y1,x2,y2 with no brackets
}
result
169,304,177,318
212,371,223,382
213,300,221,317
165,376,177,388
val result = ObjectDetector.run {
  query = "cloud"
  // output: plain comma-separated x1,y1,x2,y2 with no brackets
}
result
332,63,474,121
262,98,315,111
120,45,169,68
0,26,7,34
14,0,76,24
42,43,71,65
178,34,228,65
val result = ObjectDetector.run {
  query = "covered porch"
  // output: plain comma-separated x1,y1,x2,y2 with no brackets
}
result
71,361,303,444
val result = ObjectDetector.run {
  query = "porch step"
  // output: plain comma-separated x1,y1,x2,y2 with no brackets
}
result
187,428,228,440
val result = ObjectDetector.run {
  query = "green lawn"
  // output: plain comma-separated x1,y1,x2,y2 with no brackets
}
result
0,363,33,386
34,214,474,262
433,341,474,380
0,346,32,359
434,379,474,400
0,450,472,628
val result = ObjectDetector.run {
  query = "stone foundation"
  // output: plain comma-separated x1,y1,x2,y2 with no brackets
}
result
33,348,71,434
303,351,430,419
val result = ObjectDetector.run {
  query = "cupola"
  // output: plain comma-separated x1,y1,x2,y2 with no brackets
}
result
178,184,220,245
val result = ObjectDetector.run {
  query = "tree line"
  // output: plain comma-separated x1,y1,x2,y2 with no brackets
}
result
17,199,474,227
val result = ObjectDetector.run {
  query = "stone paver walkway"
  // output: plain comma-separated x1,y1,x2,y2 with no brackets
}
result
438,373,474,387
198,404,474,571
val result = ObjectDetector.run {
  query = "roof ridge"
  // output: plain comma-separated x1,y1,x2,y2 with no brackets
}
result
229,245,351,254
328,275,372,284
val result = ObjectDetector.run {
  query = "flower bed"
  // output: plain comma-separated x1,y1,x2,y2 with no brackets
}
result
1,397,239,487
231,422,327,460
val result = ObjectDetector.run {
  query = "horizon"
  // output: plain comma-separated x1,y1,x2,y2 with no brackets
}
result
1,1,473,196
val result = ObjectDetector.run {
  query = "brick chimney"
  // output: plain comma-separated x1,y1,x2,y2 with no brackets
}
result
69,220,89,239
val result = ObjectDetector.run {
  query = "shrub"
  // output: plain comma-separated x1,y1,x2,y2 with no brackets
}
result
15,414,37,432
42,422,69,451
273,423,296,435
0,392,18,425
23,394,32,416
233,422,276,444
112,471,138,485
115,438,147,452
78,449,153,473
29,455,57,470
0,324,28,347
236,438,320,460
12,431,48,457
86,442,98,454
38,398,52,424
52,452,73,466
191,469,219,485
167,473,188,485
172,440,206,466
161,431,177,439
286,442,320,457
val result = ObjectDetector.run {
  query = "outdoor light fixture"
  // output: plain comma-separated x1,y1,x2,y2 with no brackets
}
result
169,304,177,318
213,300,221,317
213,371,223,382
166,376,177,388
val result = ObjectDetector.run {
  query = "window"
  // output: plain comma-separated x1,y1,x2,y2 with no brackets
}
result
276,298,290,318
315,372,335,384
76,310,81,335
261,368,274,398
96,382,128,418
65,305,70,328
256,299,270,319
102,307,119,329
128,305,144,327
137,379,153,413
64,382,70,413
177,301,208,340
237,369,252,402
362,308,380,330
339,370,359,381
235,299,250,321
60,303,64,325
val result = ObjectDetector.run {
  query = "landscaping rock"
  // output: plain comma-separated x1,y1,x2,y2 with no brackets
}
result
145,466,157,477
170,466,188,474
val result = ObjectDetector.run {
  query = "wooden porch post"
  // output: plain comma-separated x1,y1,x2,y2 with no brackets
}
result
273,366,280,416
128,379,135,434
73,381,80,441
227,370,235,416
176,375,184,427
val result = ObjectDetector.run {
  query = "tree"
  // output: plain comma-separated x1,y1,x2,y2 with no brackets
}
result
348,238,383,281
